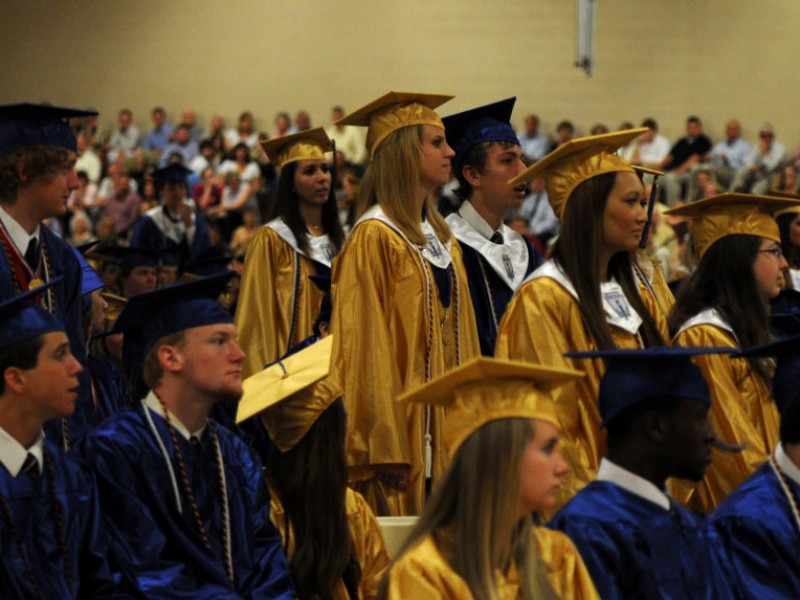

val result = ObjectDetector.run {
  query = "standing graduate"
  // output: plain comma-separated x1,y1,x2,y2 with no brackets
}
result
237,336,391,599
549,347,734,600
76,273,295,599
382,357,598,599
710,336,800,598
442,97,542,356
666,193,800,512
0,281,118,598
130,163,211,273
235,127,344,377
495,130,672,512
330,91,480,516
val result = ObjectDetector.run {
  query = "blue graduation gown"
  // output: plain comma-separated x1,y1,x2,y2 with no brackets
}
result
459,238,540,356
549,481,733,599
76,404,295,599
0,440,117,598
130,208,211,270
710,462,800,599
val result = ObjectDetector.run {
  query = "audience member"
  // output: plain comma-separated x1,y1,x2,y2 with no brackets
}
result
105,108,140,165
660,116,712,205
629,118,670,170
730,123,787,194
517,113,551,161
158,124,200,168
325,105,367,166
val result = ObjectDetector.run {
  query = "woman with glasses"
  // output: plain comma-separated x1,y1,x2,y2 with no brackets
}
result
666,193,799,513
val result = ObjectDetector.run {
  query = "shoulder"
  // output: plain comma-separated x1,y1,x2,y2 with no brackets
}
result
78,407,147,453
712,462,778,522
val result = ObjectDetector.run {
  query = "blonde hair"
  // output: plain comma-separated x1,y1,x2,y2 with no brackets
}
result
379,418,557,600
356,125,451,247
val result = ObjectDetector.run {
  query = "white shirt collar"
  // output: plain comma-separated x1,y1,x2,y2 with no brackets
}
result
144,390,207,441
0,204,40,255
596,457,672,511
776,443,800,488
0,426,44,477
458,200,500,241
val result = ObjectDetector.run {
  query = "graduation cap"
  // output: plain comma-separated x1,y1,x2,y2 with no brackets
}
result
565,347,734,427
0,278,64,351
734,334,800,413
236,335,338,451
185,248,232,277
0,103,98,157
70,245,104,297
441,97,519,173
100,291,126,324
152,163,192,187
336,91,454,158
664,193,800,259
98,246,159,271
397,357,583,457
509,128,650,218
113,272,235,377
770,288,800,338
260,127,333,169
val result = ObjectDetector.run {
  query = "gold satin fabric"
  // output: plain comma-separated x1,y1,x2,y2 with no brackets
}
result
495,260,673,515
669,324,780,513
235,227,325,378
384,527,599,599
330,219,480,516
271,489,392,599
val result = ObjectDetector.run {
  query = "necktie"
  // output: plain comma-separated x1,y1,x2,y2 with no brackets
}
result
24,238,39,271
490,231,503,245
22,453,39,481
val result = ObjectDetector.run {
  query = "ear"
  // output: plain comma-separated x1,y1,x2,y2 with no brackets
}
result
3,366,27,395
157,343,184,374
462,164,482,188
14,158,29,184
641,410,671,443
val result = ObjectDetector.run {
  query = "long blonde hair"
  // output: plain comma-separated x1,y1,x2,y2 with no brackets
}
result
356,125,451,246
378,418,558,600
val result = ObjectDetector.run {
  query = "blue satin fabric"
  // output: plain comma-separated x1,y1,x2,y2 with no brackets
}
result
460,239,540,356
0,441,117,598
76,405,295,599
130,210,212,272
710,462,800,599
549,481,734,599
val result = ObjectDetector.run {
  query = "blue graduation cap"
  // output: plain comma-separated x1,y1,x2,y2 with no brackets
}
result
0,103,97,157
565,347,734,427
114,272,235,376
98,246,159,271
735,334,800,414
441,97,519,172
152,163,192,187
185,248,232,277
0,279,65,351
71,243,104,296
159,242,180,268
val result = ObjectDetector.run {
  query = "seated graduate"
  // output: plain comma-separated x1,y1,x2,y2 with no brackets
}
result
549,347,735,600
75,273,295,599
0,280,117,598
237,336,391,599
380,357,599,600
441,97,542,355
710,335,800,598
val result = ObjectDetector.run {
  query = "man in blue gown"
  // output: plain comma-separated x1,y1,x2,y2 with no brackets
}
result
0,281,117,598
76,272,295,598
549,348,734,599
442,98,541,356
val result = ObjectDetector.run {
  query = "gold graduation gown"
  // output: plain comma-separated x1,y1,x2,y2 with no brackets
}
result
270,489,391,600
384,527,599,599
495,258,672,514
670,310,780,514
235,222,328,378
330,210,480,516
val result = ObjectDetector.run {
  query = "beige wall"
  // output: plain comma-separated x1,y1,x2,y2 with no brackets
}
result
2,0,800,149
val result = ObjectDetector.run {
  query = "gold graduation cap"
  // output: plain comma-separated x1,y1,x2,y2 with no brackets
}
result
664,193,800,259
336,91,454,158
509,128,649,218
260,127,333,168
101,291,127,323
769,190,800,218
236,336,340,452
397,357,583,456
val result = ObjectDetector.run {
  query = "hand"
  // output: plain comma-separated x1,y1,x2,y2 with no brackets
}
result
376,464,410,490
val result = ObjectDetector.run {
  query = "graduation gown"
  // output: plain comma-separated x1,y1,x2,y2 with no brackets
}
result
710,451,800,599
75,403,294,599
384,527,598,599
671,309,780,513
0,441,117,599
235,220,331,378
495,258,673,512
270,488,391,599
446,212,541,356
130,202,211,270
549,481,733,600
330,207,480,516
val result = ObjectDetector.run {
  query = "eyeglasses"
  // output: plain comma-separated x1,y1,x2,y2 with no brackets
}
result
759,247,784,259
